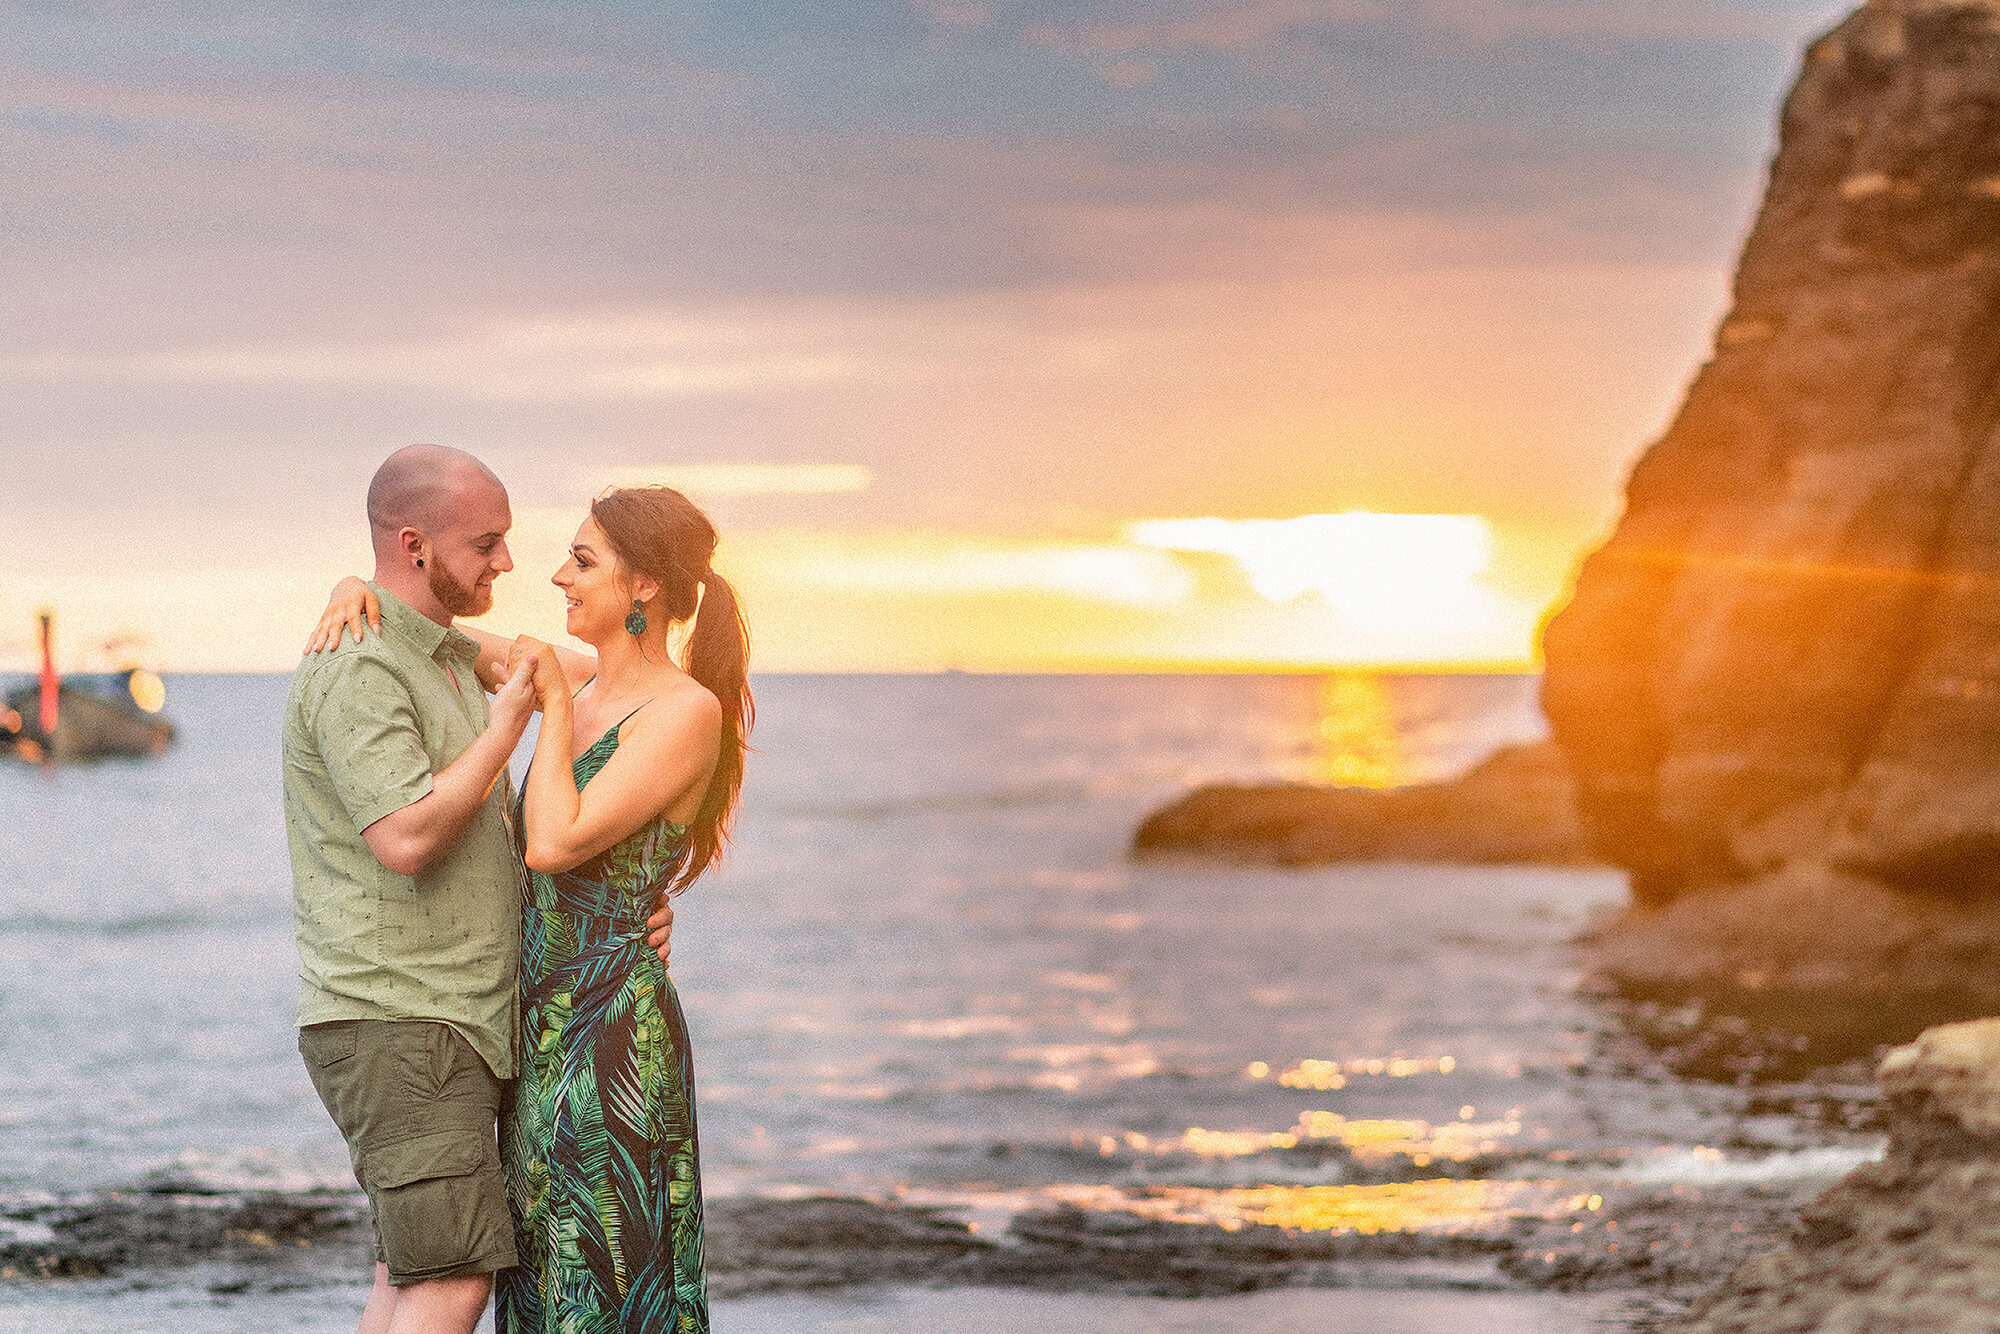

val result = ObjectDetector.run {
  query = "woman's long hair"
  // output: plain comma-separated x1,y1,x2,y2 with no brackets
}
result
590,486,753,893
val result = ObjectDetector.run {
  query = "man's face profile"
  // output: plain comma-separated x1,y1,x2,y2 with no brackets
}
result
423,477,514,618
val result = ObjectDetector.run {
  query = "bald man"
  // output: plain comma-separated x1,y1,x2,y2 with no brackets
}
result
283,446,535,1334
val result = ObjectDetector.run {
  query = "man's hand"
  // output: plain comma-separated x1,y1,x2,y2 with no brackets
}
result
646,891,674,968
361,653,540,879
489,655,539,739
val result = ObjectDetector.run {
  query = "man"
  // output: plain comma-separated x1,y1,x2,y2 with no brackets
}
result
282,445,670,1334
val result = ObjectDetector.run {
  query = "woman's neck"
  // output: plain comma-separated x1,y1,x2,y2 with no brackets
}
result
586,629,668,699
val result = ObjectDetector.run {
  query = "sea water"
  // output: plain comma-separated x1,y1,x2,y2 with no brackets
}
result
0,674,1873,1331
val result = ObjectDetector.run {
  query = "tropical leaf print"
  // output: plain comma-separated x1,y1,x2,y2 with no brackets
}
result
496,728,709,1334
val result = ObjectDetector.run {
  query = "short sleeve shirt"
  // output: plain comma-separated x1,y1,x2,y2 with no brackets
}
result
282,584,522,1079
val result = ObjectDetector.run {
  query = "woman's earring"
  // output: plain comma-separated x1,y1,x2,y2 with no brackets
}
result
625,599,648,636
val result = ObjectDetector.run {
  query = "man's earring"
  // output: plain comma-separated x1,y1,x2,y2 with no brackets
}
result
625,599,648,636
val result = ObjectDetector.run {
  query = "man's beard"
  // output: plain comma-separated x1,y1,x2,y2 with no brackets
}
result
427,560,492,617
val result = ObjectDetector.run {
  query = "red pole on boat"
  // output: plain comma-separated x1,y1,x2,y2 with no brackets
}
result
37,610,57,738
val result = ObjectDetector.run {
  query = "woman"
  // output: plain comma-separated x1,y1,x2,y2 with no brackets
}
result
310,486,750,1334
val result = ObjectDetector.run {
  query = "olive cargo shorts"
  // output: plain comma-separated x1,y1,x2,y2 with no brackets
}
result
299,1019,517,1285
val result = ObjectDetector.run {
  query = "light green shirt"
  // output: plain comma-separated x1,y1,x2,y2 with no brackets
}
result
282,584,521,1079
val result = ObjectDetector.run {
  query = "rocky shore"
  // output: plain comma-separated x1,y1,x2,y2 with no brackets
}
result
1131,741,1594,868
0,1174,1827,1318
1665,1019,2000,1332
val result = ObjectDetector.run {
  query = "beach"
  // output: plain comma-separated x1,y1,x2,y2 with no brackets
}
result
0,672,1880,1329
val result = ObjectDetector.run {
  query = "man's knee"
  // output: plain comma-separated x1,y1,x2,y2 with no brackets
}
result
393,1270,491,1320
415,1270,491,1300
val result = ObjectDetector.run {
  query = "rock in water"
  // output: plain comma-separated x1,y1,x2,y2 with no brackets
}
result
1544,0,2000,1030
1670,1019,2000,1332
1131,741,1593,867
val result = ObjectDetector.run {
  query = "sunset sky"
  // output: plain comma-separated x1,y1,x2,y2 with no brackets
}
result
1,0,1851,672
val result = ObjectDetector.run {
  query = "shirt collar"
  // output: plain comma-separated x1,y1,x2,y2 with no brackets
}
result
440,627,481,666
368,583,459,662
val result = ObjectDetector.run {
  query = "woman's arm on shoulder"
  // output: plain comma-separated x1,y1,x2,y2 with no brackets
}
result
303,577,380,654
302,577,596,691
520,683,722,874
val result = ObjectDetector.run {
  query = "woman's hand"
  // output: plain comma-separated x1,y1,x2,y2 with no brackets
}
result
507,635,568,706
304,577,378,653
487,653,541,741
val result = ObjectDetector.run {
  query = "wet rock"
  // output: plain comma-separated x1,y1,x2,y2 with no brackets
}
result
1503,1184,1808,1315
0,1181,1848,1310
1667,1018,2000,1332
705,1196,991,1295
1588,869,2000,1062
1131,742,1593,867
0,1188,368,1282
984,1201,1518,1297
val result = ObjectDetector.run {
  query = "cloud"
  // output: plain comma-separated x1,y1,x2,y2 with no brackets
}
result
1127,511,1523,641
1021,0,1835,57
0,0,1820,333
1025,1,1393,57
0,317,859,399
909,0,996,36
592,465,874,497
767,533,1198,606
720,525,1547,669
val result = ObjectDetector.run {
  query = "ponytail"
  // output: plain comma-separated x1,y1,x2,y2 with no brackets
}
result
673,568,752,892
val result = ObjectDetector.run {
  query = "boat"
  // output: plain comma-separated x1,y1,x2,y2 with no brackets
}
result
1,611,174,761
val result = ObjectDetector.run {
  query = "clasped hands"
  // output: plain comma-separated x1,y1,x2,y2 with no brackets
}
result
501,635,567,708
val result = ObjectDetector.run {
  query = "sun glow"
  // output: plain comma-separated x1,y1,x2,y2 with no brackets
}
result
1126,512,1506,637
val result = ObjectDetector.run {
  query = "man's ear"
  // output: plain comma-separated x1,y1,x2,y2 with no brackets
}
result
398,527,427,569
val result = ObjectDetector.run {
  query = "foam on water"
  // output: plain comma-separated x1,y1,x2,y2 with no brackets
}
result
1618,1143,1885,1187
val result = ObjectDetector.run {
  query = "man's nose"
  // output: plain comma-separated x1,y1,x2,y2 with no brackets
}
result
493,540,514,573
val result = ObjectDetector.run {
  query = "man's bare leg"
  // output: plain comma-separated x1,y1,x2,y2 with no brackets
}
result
385,1271,493,1334
359,1263,397,1334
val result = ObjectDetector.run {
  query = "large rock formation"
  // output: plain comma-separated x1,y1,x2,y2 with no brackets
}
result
1670,1019,2000,1331
1544,0,2000,1030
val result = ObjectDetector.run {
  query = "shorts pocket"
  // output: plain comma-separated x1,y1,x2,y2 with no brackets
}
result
368,1130,490,1190
365,1130,514,1282
299,1021,359,1068
389,1021,455,1103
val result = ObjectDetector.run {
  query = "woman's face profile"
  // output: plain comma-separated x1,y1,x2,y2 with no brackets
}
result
555,515,626,643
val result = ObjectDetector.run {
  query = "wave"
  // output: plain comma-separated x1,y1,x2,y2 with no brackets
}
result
0,907,286,937
1616,1143,1883,1186
761,782,1106,820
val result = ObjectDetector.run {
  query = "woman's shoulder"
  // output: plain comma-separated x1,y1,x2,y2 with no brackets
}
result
622,671,721,744
651,670,723,723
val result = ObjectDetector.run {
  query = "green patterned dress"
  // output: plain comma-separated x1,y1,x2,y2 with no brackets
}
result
496,722,708,1334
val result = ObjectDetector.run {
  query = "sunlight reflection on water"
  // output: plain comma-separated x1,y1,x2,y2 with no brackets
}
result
1040,1178,1577,1235
1314,674,1410,788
